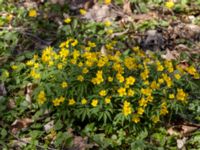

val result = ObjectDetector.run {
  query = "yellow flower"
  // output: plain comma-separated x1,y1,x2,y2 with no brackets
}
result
174,73,181,80
140,69,149,80
127,89,135,96
147,95,153,102
137,107,144,115
160,102,168,115
105,97,111,104
48,61,54,66
107,29,113,35
176,89,187,101
61,81,68,88
169,94,175,99
57,63,63,70
26,60,34,66
165,1,175,9
151,115,160,123
78,62,83,67
82,68,89,74
59,48,69,59
132,46,140,52
126,76,136,86
81,98,87,105
158,78,164,84
88,41,96,48
118,87,127,97
123,101,132,116
104,20,111,27
71,40,78,47
186,66,197,75
194,73,200,79
30,70,40,79
157,62,164,72
37,91,46,104
69,98,76,105
116,73,124,83
52,98,60,106
77,75,84,82
104,0,111,5
150,81,160,90
29,9,37,17
11,65,18,70
141,88,152,96
132,115,140,123
34,63,39,69
79,9,87,15
99,90,107,97
52,96,65,106
144,80,149,85
64,18,71,24
138,97,148,107
91,70,104,85
97,57,108,68
6,14,13,22
91,99,98,107
108,76,113,82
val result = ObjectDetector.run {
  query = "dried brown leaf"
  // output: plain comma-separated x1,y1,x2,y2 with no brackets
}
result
11,118,33,134
123,0,132,15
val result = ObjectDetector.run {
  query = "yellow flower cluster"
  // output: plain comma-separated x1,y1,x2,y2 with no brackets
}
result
176,88,187,101
123,101,132,116
91,70,104,85
52,96,65,106
20,37,199,125
160,102,168,115
37,91,46,104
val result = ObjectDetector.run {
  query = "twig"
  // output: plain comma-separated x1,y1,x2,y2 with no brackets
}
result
110,29,129,38
19,31,51,45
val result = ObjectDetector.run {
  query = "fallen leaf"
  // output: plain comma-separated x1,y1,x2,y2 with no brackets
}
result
100,46,107,56
161,49,179,60
11,118,33,134
0,83,7,96
167,127,179,136
181,125,198,136
7,98,16,109
123,0,132,15
177,137,187,149
25,83,33,103
44,120,54,133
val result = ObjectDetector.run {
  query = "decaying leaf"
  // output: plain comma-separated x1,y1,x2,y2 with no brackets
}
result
50,0,65,5
123,0,132,15
167,127,179,136
11,118,33,134
100,45,107,56
7,98,16,109
25,83,33,103
177,137,187,149
72,136,89,150
44,120,54,133
161,49,179,60
181,125,198,136
0,83,7,96
11,137,31,148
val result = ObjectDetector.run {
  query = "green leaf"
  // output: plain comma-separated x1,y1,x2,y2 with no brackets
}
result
55,120,63,131
1,129,7,139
